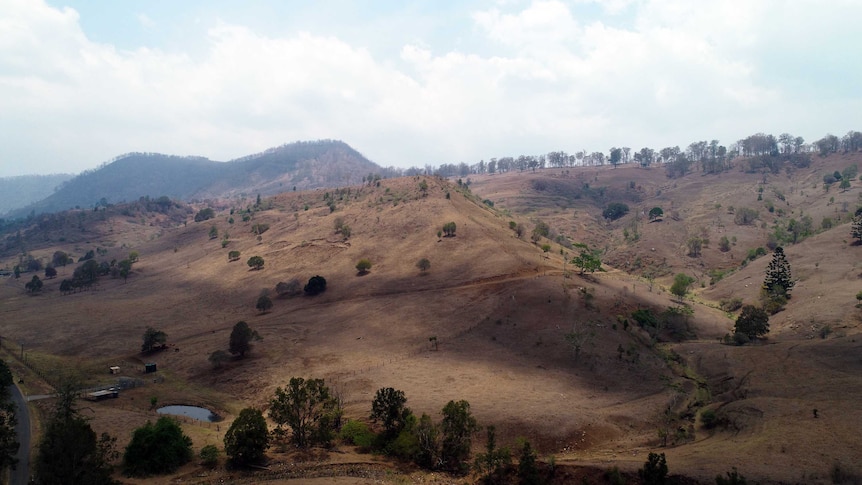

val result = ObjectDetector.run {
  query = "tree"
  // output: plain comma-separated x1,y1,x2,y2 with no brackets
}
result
840,178,851,192
123,417,193,477
270,377,340,448
442,221,457,237
229,321,258,358
603,202,630,221
670,273,695,301
52,250,69,268
199,444,219,468
141,327,167,353
208,350,230,369
571,243,602,274
412,413,440,469
440,400,479,473
639,452,668,485
472,426,511,485
355,259,372,275
686,237,703,257
45,266,57,279
649,207,664,221
370,388,413,440
25,275,43,293
531,221,550,243
224,408,270,466
716,467,748,485
304,275,327,295
208,225,218,239
609,147,622,167
194,208,215,222
763,246,794,299
416,258,431,273
228,250,241,262
0,360,18,479
733,305,769,341
34,382,118,485
247,255,265,270
255,295,273,314
853,209,862,243
276,279,302,297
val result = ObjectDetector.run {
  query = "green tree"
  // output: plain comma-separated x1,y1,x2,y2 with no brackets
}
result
25,275,43,293
472,426,511,484
517,439,540,485
370,388,413,440
256,295,273,314
0,360,18,479
194,208,215,222
442,221,457,237
34,382,118,485
571,243,602,274
602,202,630,221
141,327,167,353
228,250,241,262
229,321,258,358
247,255,265,270
639,452,668,485
270,377,340,448
733,305,769,341
128,251,139,263
440,400,479,473
419,179,429,196
416,258,431,273
670,273,695,301
45,266,57,279
686,237,703,257
304,275,327,295
648,207,664,221
840,178,851,192
356,259,372,275
52,250,69,268
199,444,219,468
718,236,731,252
123,417,193,477
531,221,550,243
208,225,218,239
208,350,230,369
224,408,270,467
763,246,793,298
412,413,440,469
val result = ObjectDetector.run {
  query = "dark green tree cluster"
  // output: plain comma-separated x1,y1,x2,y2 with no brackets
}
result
229,321,260,358
25,274,43,293
224,408,269,466
571,243,602,274
34,383,118,485
304,275,327,295
194,208,215,222
123,417,193,477
732,305,770,344
247,255,265,270
602,202,630,221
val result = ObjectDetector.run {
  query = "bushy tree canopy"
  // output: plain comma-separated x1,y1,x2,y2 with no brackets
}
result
602,202,630,221
224,408,269,466
304,275,327,295
123,417,192,477
270,377,339,448
141,327,167,353
763,246,793,298
734,305,770,340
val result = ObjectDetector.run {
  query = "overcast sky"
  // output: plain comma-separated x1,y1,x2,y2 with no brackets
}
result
1,0,860,177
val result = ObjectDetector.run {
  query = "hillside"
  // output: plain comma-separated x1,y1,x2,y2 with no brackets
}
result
0,154,861,484
7,140,379,218
0,173,73,216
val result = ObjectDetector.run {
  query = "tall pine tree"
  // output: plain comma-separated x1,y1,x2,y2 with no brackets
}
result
763,246,794,298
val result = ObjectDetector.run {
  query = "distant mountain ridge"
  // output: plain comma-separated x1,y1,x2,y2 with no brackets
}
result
0,174,74,216
6,140,380,217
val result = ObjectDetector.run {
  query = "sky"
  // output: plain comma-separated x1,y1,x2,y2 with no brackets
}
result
1,0,861,177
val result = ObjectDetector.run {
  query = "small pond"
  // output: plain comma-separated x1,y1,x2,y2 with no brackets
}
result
157,405,223,422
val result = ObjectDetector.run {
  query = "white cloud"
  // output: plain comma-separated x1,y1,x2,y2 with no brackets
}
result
0,0,860,176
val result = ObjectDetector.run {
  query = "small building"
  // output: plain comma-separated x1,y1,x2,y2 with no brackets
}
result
109,366,120,374
144,363,157,373
87,388,119,401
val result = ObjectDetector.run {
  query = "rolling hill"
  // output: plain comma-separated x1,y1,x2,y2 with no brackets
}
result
5,140,380,218
1,152,861,484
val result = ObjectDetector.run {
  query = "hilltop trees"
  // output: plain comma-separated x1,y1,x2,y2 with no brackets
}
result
224,408,270,467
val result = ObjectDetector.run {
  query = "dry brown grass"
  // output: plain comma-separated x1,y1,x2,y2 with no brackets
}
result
1,154,861,483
